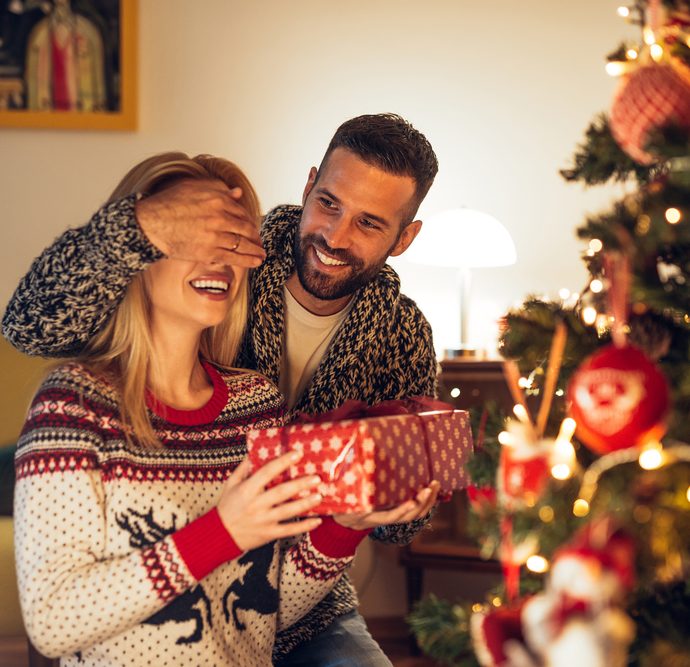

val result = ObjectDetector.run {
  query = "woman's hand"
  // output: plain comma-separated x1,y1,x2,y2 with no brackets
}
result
333,480,441,531
217,452,322,551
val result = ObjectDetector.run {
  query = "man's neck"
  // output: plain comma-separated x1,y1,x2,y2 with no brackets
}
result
285,273,352,316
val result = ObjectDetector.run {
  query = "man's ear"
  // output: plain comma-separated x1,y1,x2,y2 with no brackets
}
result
390,220,423,257
302,167,318,205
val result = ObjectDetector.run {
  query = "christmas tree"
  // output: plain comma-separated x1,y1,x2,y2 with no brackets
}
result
408,2,690,665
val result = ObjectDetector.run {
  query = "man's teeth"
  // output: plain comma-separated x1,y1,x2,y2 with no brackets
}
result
190,279,229,293
315,248,347,266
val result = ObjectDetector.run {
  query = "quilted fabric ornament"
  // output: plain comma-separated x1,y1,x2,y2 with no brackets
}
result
567,343,670,454
609,59,690,164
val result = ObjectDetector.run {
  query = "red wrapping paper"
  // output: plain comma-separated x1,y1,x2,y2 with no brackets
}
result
246,407,473,514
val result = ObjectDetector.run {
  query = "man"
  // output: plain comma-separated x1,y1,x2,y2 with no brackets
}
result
3,113,440,665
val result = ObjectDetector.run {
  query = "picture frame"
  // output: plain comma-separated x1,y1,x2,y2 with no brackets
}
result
0,0,137,131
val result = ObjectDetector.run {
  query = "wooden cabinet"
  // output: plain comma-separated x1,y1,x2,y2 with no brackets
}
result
400,359,510,651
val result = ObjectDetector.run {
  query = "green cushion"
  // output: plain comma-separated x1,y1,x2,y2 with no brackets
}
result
0,517,24,635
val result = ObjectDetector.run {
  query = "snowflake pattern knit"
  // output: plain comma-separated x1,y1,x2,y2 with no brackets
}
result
14,362,366,666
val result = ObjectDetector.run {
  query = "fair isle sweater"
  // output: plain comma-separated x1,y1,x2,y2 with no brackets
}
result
14,362,366,666
3,197,438,658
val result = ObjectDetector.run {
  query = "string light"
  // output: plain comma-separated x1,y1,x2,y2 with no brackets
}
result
539,505,554,523
582,306,598,325
573,498,590,517
617,5,630,17
559,287,571,300
518,376,532,389
639,442,664,470
643,27,656,45
526,555,549,573
589,239,603,253
606,61,629,76
498,430,516,446
626,48,638,60
665,207,682,224
491,596,502,607
450,387,461,398
472,603,483,613
650,43,664,61
513,403,530,424
686,486,690,503
551,463,572,480
555,388,564,397
590,279,604,293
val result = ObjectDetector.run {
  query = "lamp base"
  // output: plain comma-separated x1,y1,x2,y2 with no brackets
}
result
444,347,479,359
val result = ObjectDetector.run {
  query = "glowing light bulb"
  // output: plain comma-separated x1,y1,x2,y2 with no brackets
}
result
558,418,577,442
555,388,564,397
617,6,630,17
639,442,663,470
626,48,638,60
650,43,664,61
472,603,483,613
606,61,628,76
582,306,597,325
551,463,572,480
526,555,549,573
686,486,690,503
590,279,604,294
573,498,590,517
589,239,603,252
498,431,515,447
450,387,461,398
539,506,554,523
559,288,571,300
492,597,502,607
513,403,529,424
518,376,531,389
665,208,682,224
643,27,656,45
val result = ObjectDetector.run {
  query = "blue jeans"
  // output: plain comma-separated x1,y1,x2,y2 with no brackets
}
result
274,610,394,667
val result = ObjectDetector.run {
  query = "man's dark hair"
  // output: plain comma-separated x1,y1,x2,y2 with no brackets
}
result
318,113,439,221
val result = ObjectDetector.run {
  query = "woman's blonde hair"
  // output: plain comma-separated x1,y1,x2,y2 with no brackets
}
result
79,152,261,448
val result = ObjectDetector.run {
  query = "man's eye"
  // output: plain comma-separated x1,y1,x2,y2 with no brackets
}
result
319,197,335,209
359,218,379,230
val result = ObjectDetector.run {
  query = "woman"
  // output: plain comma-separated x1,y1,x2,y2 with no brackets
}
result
13,153,371,666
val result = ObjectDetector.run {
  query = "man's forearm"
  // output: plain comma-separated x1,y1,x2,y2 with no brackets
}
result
2,195,162,357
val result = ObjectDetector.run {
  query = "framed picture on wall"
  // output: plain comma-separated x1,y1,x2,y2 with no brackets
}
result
0,0,137,130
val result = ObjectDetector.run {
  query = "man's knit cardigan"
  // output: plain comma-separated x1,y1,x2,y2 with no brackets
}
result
2,197,439,659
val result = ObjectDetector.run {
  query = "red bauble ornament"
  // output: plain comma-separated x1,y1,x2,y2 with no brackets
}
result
609,60,690,164
498,445,550,509
567,344,669,454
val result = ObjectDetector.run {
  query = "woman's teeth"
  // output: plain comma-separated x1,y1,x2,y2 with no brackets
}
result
315,248,347,266
190,279,229,294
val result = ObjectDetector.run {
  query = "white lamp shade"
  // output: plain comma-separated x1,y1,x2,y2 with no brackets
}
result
405,208,517,268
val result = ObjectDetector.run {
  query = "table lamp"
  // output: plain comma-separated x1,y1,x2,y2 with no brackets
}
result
405,208,517,357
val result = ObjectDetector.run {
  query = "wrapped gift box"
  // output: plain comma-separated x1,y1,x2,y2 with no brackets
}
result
246,408,473,514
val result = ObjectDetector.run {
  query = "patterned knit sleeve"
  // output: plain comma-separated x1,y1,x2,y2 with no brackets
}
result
2,195,163,358
370,295,439,545
275,518,369,631
13,368,236,659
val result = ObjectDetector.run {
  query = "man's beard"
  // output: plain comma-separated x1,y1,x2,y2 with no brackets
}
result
293,233,388,300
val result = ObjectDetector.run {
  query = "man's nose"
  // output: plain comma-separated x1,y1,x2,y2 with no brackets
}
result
322,216,352,249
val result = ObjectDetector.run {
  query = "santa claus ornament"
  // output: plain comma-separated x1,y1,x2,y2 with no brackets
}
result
567,343,670,455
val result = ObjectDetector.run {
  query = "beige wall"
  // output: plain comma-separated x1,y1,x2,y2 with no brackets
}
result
0,0,637,616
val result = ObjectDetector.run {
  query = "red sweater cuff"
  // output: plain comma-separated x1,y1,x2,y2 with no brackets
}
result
309,517,371,558
172,507,243,580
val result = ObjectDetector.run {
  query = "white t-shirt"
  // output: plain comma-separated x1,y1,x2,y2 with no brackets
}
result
279,286,355,409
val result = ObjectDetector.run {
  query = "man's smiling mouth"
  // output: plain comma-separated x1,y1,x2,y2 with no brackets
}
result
314,247,348,267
